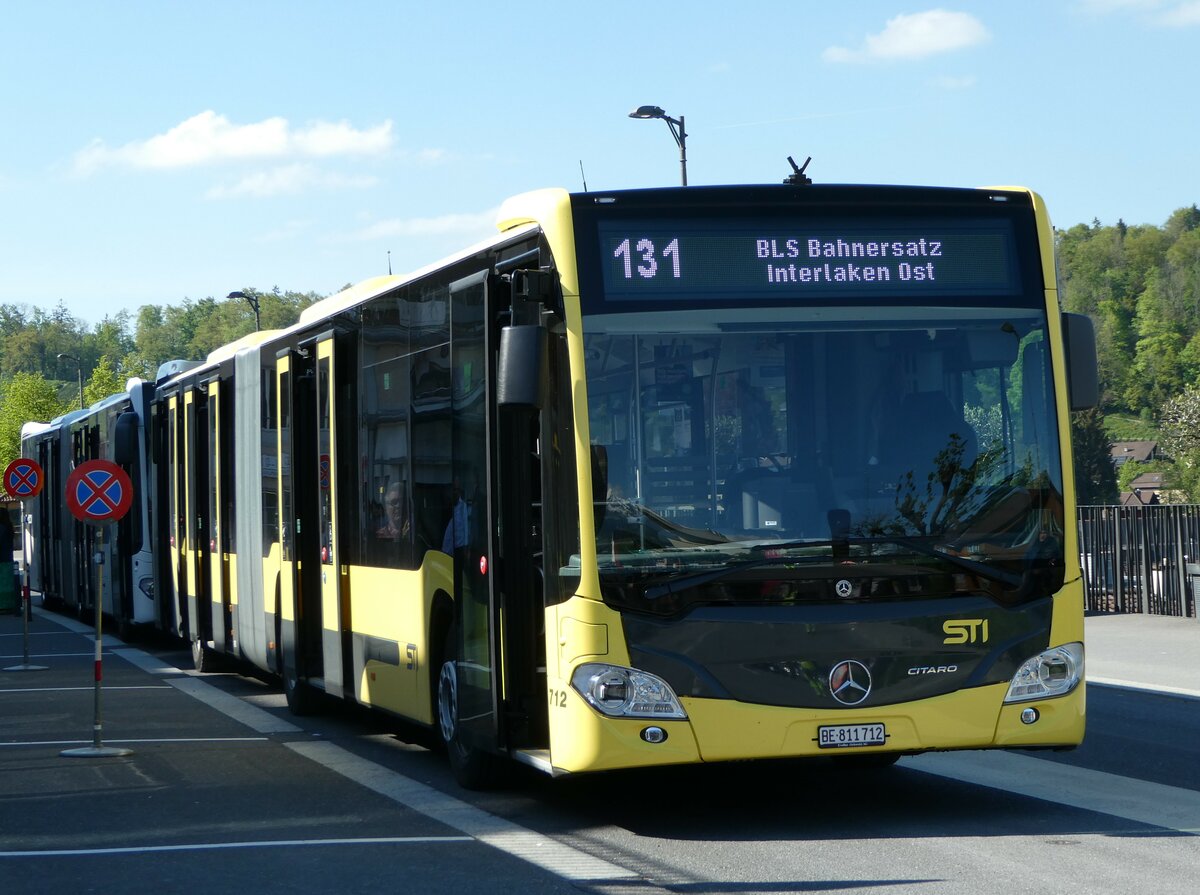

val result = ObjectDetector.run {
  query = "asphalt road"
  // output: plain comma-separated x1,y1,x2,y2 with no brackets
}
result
2,607,1197,895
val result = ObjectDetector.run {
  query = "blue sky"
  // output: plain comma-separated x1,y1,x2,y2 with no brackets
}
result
2,1,1198,326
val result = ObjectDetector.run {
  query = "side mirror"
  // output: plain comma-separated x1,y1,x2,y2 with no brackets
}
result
114,411,139,466
1062,313,1099,411
497,325,547,410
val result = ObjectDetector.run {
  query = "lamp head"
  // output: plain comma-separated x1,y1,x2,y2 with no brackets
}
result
629,105,666,120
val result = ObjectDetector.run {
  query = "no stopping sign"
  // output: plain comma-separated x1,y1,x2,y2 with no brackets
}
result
66,460,133,525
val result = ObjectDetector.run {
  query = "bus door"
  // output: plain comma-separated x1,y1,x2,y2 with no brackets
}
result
277,346,326,708
112,409,139,631
166,394,188,637
207,379,231,654
69,425,94,614
314,334,350,699
446,271,548,757
184,387,211,643
36,438,59,601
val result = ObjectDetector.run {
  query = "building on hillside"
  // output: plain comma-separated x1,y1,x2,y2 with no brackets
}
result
1121,471,1166,506
1111,440,1160,468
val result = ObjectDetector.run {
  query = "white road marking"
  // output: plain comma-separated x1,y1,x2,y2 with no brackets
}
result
0,686,170,693
1089,677,1200,701
0,836,471,858
288,739,640,884
112,648,187,676
904,750,1200,834
1,737,268,748
103,641,641,882
162,675,301,735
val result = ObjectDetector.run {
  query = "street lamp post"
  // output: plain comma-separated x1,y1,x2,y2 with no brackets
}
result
56,353,84,409
629,105,688,186
228,291,260,331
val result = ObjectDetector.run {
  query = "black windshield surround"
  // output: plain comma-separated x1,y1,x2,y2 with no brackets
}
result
572,186,1065,619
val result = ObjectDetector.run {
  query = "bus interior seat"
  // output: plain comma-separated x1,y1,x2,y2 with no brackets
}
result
886,391,977,480
737,471,820,536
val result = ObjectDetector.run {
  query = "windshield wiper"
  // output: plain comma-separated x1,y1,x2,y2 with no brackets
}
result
846,535,1021,588
642,542,832,600
640,535,1020,600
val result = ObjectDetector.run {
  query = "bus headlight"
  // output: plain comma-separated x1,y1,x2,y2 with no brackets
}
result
571,663,688,719
1004,642,1084,703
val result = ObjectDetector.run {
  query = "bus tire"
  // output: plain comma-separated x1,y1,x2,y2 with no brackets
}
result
437,628,500,789
191,638,227,673
283,667,321,716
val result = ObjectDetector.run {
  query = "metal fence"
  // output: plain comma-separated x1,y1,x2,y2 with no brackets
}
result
1078,504,1200,617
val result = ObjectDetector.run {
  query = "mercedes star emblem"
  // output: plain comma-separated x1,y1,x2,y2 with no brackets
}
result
829,659,872,705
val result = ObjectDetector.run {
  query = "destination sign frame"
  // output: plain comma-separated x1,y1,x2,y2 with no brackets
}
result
596,216,1022,305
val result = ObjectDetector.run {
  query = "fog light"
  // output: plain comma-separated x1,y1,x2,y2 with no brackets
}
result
641,726,668,744
1020,707,1040,725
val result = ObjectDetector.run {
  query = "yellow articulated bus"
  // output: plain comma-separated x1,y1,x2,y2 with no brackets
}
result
149,183,1099,788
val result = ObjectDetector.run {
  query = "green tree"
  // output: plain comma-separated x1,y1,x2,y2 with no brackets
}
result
1157,385,1200,501
0,372,68,471
1071,408,1118,505
83,355,125,407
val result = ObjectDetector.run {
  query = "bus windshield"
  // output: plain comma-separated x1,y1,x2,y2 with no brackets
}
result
582,305,1065,613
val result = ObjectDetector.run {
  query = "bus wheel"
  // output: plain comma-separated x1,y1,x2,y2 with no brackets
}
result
283,668,320,716
437,634,499,789
116,615,134,643
191,638,227,673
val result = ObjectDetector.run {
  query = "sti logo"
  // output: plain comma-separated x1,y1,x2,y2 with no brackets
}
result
943,618,990,644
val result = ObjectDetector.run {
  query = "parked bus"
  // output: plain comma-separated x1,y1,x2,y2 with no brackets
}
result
21,378,158,637
26,183,1099,788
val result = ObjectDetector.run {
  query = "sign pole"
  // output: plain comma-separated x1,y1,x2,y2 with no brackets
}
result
3,536,47,673
60,459,135,759
62,527,131,758
4,459,47,673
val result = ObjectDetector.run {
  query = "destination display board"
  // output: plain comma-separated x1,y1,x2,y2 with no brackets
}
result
595,217,1021,304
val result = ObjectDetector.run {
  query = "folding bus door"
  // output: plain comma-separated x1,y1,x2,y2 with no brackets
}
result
206,378,235,655
447,269,551,764
314,334,350,700
183,388,211,644
277,346,327,712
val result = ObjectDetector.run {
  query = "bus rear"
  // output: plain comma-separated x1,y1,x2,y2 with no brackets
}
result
544,184,1095,772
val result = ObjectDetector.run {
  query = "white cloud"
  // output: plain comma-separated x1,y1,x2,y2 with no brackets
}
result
343,209,500,243
1078,0,1159,11
292,120,393,157
1154,1,1200,25
823,9,990,63
73,111,394,175
1078,0,1200,25
204,164,378,200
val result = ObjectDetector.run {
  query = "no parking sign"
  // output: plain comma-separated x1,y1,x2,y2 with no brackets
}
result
66,460,133,525
4,458,44,500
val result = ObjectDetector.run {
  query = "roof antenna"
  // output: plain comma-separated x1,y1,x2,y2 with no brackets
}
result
579,160,589,192
387,250,392,275
784,155,812,186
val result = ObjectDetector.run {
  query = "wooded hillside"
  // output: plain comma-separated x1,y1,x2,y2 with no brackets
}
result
1061,205,1200,503
2,205,1199,503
